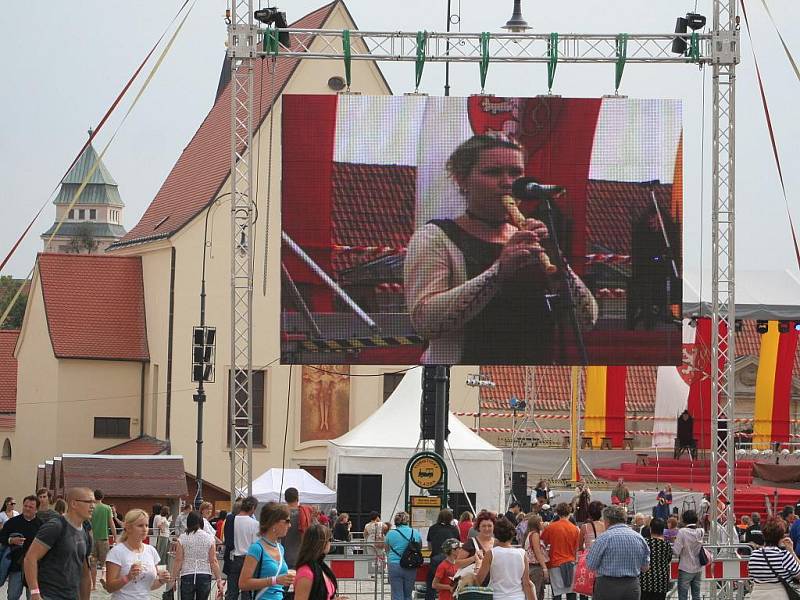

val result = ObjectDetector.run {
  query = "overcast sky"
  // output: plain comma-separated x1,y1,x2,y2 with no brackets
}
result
2,1,800,287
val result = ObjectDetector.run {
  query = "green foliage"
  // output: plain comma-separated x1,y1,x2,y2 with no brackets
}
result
0,276,28,330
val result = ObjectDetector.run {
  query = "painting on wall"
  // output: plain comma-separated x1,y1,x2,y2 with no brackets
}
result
300,365,350,443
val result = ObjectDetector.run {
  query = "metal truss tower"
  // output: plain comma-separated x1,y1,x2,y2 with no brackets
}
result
229,3,739,559
709,0,739,552
227,0,257,500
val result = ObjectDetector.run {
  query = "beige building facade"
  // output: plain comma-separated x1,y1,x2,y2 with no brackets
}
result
1,1,482,502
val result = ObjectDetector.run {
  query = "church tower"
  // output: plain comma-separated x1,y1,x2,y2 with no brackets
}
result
41,131,127,253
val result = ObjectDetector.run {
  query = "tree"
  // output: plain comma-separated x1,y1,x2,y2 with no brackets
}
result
0,276,28,329
67,222,99,254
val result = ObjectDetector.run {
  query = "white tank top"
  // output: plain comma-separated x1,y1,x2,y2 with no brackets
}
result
489,546,527,600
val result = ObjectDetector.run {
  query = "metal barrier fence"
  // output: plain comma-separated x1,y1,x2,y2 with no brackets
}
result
322,542,753,600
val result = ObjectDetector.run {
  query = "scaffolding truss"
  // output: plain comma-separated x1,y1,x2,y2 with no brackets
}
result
228,6,739,566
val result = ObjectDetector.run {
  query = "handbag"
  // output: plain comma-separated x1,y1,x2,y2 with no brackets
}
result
572,551,596,596
697,546,712,567
762,549,800,600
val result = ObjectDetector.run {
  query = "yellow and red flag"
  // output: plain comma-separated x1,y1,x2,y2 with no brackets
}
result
753,322,799,447
584,366,627,447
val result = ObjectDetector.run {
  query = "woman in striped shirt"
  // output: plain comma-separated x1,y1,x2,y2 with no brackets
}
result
748,518,800,600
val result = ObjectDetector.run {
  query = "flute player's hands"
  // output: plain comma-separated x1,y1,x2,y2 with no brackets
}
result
497,228,549,283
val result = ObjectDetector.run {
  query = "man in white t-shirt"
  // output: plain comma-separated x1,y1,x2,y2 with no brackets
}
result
226,496,260,600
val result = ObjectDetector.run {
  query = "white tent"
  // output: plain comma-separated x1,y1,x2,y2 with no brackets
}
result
252,468,337,504
684,268,800,319
326,369,504,520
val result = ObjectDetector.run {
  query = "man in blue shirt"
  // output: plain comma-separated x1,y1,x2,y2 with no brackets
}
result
790,511,800,556
586,505,650,600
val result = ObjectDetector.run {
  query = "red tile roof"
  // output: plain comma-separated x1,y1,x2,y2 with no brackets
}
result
58,455,188,498
480,321,800,414
0,330,19,413
586,180,673,256
331,163,416,274
111,2,339,249
96,435,170,455
0,415,15,431
38,254,149,361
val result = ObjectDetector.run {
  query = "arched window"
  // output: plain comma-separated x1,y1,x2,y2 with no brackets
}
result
2,439,11,460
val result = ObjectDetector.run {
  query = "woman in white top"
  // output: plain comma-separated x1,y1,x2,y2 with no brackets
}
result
200,501,223,544
153,505,172,565
103,509,172,599
748,518,800,600
170,510,224,600
476,518,535,600
0,497,19,528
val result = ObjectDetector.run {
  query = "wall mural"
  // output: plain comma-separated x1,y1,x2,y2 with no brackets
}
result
300,365,350,443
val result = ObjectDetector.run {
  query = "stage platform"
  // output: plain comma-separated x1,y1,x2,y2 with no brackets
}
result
505,447,800,518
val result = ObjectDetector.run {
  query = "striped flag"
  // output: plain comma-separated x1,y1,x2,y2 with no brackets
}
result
753,322,799,447
584,366,627,447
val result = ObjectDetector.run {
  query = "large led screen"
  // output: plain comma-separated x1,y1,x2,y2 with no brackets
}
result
281,95,683,366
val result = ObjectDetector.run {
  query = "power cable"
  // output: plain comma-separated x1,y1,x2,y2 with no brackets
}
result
306,365,418,378
445,439,477,517
279,365,293,496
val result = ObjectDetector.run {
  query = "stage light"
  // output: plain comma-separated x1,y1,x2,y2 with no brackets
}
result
756,320,769,334
734,319,743,333
795,322,800,332
671,12,706,55
782,448,791,455
254,7,290,47
750,448,760,456
779,321,791,333
686,13,707,31
502,0,530,33
689,317,697,328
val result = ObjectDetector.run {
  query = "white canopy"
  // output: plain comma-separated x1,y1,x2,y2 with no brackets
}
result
251,468,337,504
684,268,800,319
327,368,504,519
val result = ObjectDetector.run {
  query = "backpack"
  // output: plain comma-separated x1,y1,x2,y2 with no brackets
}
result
297,505,314,535
392,528,424,569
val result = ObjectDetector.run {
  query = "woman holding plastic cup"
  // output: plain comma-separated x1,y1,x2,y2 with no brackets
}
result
239,502,296,600
103,508,172,598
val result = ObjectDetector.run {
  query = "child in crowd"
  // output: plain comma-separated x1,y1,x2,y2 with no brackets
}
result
432,539,462,600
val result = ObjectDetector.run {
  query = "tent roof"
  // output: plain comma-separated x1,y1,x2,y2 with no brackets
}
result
251,468,336,504
684,268,800,319
328,368,500,454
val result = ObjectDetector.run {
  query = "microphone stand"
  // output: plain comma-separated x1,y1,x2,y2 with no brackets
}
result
541,193,589,366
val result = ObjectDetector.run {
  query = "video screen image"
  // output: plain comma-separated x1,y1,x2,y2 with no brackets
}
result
281,95,683,366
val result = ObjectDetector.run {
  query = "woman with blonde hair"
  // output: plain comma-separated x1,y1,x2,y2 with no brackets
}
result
103,509,171,598
239,502,296,600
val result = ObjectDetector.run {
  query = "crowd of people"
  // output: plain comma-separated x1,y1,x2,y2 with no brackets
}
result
6,483,800,600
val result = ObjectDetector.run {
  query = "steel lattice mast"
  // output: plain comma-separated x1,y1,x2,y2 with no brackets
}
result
227,0,257,501
710,0,739,550
228,3,739,558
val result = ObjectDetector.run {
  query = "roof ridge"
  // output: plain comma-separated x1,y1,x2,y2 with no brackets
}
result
111,0,345,250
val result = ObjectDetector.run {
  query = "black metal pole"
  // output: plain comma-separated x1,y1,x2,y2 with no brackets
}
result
434,366,449,459
193,205,215,510
444,0,451,96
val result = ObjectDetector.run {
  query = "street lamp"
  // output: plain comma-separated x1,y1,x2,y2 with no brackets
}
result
502,0,530,33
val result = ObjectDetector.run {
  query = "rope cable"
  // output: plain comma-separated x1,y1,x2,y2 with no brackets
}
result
280,365,292,495
740,0,800,271
0,0,192,275
1,1,197,329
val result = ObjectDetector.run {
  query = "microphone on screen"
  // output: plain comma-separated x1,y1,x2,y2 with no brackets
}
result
511,177,566,200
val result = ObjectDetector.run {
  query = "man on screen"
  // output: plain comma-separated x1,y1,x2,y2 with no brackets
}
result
404,134,597,364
